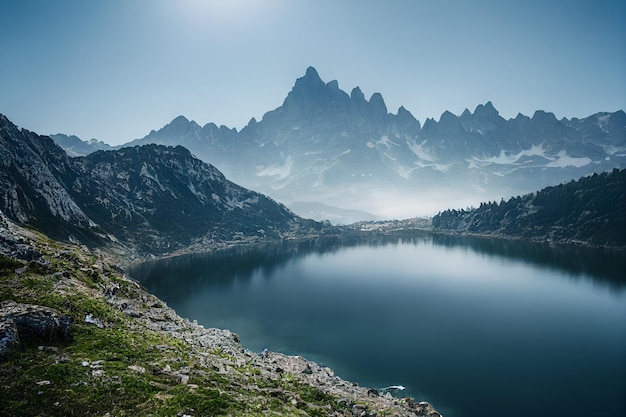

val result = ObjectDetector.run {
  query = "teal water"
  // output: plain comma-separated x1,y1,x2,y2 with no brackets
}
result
130,236,626,417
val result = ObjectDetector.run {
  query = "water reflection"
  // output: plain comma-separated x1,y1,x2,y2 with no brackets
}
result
431,235,626,290
130,235,625,417
129,234,433,301
132,235,626,298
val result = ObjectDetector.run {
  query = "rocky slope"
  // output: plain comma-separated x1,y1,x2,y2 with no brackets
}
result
0,114,325,257
432,168,626,248
59,67,626,219
0,210,441,416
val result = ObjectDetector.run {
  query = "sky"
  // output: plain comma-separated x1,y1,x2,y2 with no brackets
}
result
1,0,624,146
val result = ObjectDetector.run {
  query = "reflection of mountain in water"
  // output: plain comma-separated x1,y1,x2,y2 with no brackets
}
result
131,234,625,303
129,235,429,302
432,235,626,290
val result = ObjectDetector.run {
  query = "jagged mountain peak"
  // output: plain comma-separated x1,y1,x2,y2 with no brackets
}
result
439,110,458,123
350,86,366,102
473,101,499,117
531,110,559,123
167,115,200,130
368,92,387,114
171,114,190,124
396,105,415,120
326,80,339,90
291,66,325,94
0,113,12,125
305,65,321,80
515,112,530,122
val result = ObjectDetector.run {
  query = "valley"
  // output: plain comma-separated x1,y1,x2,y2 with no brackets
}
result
1,67,624,417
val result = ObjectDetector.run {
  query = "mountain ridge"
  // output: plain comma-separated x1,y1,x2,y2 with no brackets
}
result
49,67,626,220
1,114,325,256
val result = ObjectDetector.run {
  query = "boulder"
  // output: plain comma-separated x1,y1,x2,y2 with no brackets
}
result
0,301,73,358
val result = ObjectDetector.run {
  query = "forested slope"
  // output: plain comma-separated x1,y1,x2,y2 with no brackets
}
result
432,169,626,248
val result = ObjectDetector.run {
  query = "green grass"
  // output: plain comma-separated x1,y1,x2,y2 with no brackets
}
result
0,254,22,276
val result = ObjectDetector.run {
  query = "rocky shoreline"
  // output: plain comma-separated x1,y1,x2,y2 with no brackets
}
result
1,211,441,416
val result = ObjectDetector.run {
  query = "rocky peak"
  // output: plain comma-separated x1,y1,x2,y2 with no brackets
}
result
458,102,506,134
163,115,200,134
350,86,366,102
288,66,326,98
473,101,499,118
0,114,12,128
394,106,421,131
531,110,559,124
438,110,458,124
368,92,388,116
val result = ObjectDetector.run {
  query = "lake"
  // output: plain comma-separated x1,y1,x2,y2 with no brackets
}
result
130,236,626,417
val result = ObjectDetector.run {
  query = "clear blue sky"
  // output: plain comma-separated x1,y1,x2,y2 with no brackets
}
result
1,0,624,145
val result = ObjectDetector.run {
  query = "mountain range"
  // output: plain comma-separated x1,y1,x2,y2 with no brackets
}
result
1,114,323,256
51,66,626,222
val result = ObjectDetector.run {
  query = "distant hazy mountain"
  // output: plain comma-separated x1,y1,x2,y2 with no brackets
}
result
1,114,322,255
52,67,626,218
433,168,626,248
287,201,381,225
50,133,112,157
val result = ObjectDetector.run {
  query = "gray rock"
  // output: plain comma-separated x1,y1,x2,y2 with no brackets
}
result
0,301,73,358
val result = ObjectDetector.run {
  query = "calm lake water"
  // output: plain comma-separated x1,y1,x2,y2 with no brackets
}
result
130,236,626,417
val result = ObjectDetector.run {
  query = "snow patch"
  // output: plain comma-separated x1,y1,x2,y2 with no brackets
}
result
140,163,166,191
396,166,416,179
546,151,591,168
473,144,548,165
187,183,207,201
256,156,294,180
597,114,610,133
602,145,626,156
378,135,398,148
368,135,400,150
414,161,450,172
407,140,435,162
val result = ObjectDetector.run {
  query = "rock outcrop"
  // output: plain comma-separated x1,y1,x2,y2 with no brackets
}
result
0,301,73,358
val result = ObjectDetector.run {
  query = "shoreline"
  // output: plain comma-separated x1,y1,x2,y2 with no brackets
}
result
430,229,626,252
